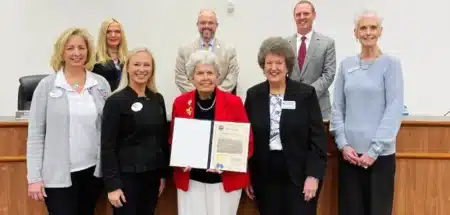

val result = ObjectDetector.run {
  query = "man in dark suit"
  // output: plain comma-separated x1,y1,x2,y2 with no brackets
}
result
286,0,336,119
244,37,328,215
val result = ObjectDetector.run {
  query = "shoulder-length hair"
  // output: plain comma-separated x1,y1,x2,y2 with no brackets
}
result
50,27,96,72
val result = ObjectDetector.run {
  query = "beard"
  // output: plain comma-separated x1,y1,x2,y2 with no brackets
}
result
200,28,214,39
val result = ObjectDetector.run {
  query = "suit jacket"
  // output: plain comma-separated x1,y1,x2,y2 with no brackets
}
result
169,88,253,192
244,78,327,187
286,32,336,119
92,60,123,92
174,38,239,94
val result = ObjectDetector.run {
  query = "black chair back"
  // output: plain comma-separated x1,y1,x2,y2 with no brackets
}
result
18,75,48,110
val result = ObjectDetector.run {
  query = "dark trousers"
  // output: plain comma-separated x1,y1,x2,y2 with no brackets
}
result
113,171,161,215
44,166,103,215
253,151,319,215
338,153,396,215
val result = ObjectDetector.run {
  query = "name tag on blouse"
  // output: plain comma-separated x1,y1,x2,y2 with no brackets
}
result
281,101,296,110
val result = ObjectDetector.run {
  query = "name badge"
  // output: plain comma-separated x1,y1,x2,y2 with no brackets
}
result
131,102,143,112
49,89,63,98
281,101,296,110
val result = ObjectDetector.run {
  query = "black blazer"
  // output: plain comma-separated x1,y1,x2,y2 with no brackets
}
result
244,78,328,186
101,86,170,192
92,60,123,92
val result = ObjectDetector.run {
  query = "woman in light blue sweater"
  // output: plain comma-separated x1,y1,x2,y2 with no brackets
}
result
329,10,404,215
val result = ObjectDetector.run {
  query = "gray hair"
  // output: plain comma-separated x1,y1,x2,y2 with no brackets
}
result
185,50,220,80
257,37,296,74
354,9,383,27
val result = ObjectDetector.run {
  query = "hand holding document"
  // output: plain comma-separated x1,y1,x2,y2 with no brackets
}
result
170,118,250,173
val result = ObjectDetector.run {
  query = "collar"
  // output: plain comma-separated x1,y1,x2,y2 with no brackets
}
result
54,68,98,90
200,38,215,48
297,30,313,40
124,86,152,98
195,88,216,101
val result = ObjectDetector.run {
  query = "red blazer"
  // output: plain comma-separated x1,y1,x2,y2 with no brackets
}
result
169,88,254,192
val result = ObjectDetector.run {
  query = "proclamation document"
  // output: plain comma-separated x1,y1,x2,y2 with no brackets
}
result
170,117,250,173
210,121,250,172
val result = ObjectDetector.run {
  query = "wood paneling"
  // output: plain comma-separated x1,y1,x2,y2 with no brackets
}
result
1,116,450,215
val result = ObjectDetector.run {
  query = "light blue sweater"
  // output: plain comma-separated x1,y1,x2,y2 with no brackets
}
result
329,55,404,159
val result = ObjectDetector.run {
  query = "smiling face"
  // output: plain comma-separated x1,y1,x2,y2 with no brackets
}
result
264,53,288,84
63,35,88,68
355,16,383,48
294,2,316,34
127,51,153,86
106,22,122,48
192,64,217,94
197,10,218,41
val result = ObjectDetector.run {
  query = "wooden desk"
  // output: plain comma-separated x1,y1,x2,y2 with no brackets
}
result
1,116,449,215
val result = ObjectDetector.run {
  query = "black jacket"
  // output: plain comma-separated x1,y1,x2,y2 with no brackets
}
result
244,78,328,187
101,86,170,192
92,60,122,91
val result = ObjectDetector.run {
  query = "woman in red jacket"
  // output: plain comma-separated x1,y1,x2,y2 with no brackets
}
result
169,50,253,215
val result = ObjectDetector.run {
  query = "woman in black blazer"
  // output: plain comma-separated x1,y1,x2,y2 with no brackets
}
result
92,18,129,91
244,37,328,215
101,47,169,215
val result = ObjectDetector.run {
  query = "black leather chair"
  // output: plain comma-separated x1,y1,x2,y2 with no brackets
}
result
18,75,48,110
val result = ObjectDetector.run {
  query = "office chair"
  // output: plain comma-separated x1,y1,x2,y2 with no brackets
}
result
17,75,48,110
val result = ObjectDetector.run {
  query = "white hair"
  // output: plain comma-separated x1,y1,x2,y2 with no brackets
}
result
354,9,383,27
185,50,220,80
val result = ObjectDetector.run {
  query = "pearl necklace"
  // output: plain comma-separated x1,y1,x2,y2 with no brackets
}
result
197,98,216,111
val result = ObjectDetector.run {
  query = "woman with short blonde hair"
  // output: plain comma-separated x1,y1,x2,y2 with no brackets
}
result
92,18,129,91
27,27,111,215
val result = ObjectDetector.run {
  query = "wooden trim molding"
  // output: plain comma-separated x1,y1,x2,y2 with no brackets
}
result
1,153,450,162
0,156,26,162
0,121,28,128
396,152,450,159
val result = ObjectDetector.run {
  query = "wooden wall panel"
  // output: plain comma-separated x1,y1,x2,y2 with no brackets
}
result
1,117,450,215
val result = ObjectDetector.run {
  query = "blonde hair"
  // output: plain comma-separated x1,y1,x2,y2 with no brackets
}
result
95,18,128,65
113,47,157,94
50,27,96,72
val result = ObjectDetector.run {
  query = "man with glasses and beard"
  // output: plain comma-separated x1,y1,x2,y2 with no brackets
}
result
174,9,240,95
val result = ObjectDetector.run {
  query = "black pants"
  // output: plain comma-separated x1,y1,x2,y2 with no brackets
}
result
253,151,319,215
338,153,396,215
44,166,103,215
113,171,161,215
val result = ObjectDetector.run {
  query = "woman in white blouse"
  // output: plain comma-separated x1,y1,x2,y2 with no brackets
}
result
26,27,111,215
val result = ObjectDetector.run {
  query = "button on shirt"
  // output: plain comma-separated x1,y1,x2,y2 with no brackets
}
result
55,71,99,172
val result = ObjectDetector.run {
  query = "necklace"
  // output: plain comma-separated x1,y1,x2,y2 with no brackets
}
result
359,51,382,70
197,98,216,111
359,59,376,70
73,83,80,89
